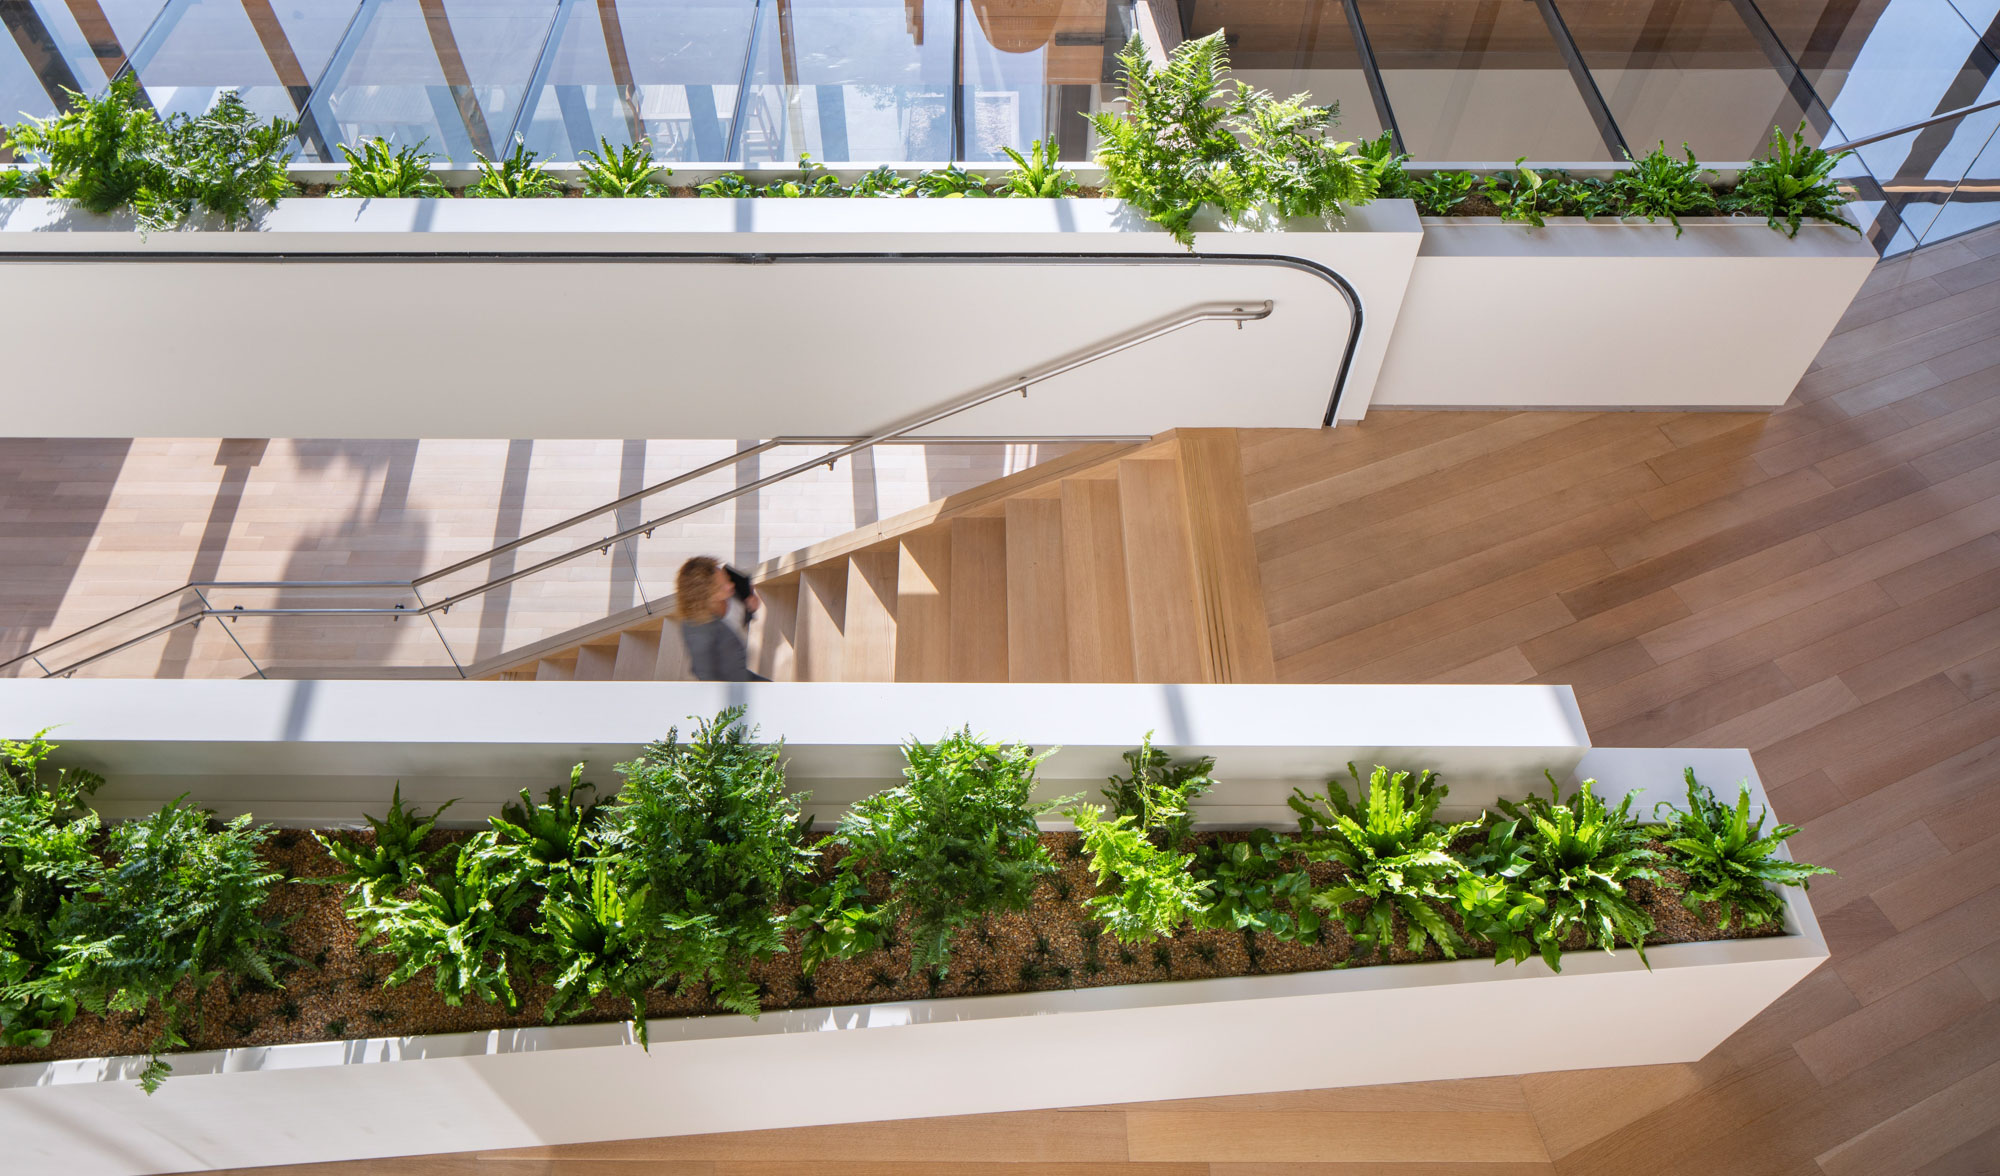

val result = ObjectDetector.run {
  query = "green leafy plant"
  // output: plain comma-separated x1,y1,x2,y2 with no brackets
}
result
1485,160,1562,227
912,163,991,197
34,800,291,1091
0,167,35,197
1090,31,1375,246
6,77,161,214
0,733,103,1049
1729,122,1858,236
760,153,843,198
597,708,814,1016
1655,769,1831,929
1067,735,1214,943
1466,775,1660,971
1610,142,1717,236
1352,130,1409,199
131,90,296,229
311,784,452,907
1409,169,1476,215
534,859,659,1043
825,730,1062,973
483,767,597,881
998,139,1078,197
695,172,759,198
1191,829,1320,941
469,140,562,198
332,137,448,198
1290,765,1478,961
577,136,668,197
352,837,531,1010
847,163,911,197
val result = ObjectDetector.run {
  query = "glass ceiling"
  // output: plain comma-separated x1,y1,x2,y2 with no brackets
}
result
0,0,1990,250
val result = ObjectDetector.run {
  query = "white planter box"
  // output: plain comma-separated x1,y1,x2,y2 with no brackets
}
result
0,198,1413,439
0,198,1873,439
0,683,1825,1175
1369,216,1878,410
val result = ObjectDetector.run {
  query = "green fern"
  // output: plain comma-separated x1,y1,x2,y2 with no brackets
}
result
311,784,452,908
469,139,562,198
911,163,991,197
1727,122,1858,236
134,89,296,229
1291,764,1478,961
1067,734,1214,943
1610,142,1718,236
1655,769,1831,929
535,860,659,1044
354,837,531,1009
332,137,447,198
576,136,668,197
6,77,161,214
998,139,1078,198
1467,775,1660,971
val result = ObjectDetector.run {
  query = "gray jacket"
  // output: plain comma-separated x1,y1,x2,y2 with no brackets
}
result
681,616,754,681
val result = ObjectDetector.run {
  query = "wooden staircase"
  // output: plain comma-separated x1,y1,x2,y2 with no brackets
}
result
489,430,1275,683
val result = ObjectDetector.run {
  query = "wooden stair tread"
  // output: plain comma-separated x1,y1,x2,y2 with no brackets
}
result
1005,497,1068,682
1061,476,1135,682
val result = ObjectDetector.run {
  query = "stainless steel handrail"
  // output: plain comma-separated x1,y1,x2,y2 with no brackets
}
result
7,300,1273,678
1822,98,2000,154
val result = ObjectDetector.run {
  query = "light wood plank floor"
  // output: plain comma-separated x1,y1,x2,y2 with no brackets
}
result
27,222,2000,1173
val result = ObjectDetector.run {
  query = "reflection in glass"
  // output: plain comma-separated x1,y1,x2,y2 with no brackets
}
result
1779,0,1999,137
305,0,560,162
1916,113,2000,243
1354,0,1613,159
960,0,1118,161
123,0,360,142
735,0,955,162
1560,0,1813,159
1181,0,1383,142
515,0,758,162
0,0,120,126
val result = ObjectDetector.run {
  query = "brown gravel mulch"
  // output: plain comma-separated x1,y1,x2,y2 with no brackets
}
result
0,829,1782,1070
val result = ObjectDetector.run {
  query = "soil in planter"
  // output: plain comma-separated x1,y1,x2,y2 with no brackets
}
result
0,829,1783,1070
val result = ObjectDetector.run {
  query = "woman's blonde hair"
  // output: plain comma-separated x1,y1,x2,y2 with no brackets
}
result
674,556,723,622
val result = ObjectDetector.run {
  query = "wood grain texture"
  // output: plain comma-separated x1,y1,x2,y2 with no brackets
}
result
33,226,2000,1176
1174,428,1278,684
1118,458,1207,683
893,532,952,682
1060,476,1136,682
949,516,1010,683
841,552,899,682
1005,497,1069,683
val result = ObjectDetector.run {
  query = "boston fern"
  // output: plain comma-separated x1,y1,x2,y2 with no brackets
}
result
1468,775,1659,970
137,90,296,229
6,77,161,214
1091,30,1375,246
825,730,1063,974
1656,769,1831,929
0,733,104,1050
333,137,448,198
1067,735,1214,943
1291,765,1478,961
597,708,814,1016
37,800,291,1091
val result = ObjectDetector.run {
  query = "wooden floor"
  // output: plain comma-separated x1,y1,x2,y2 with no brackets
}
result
31,221,2000,1172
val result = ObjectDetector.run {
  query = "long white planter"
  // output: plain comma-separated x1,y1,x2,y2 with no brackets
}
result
0,197,1412,438
0,197,1873,438
4,679,1591,823
1369,216,1877,410
0,740,1826,1176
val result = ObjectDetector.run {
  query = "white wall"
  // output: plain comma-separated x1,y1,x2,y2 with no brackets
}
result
2,679,1590,823
0,746,1826,1176
1369,218,1878,410
0,199,1417,438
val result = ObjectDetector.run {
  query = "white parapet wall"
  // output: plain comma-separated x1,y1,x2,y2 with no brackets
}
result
0,719,1826,1175
0,197,1877,437
3,679,1591,823
1368,217,1878,410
